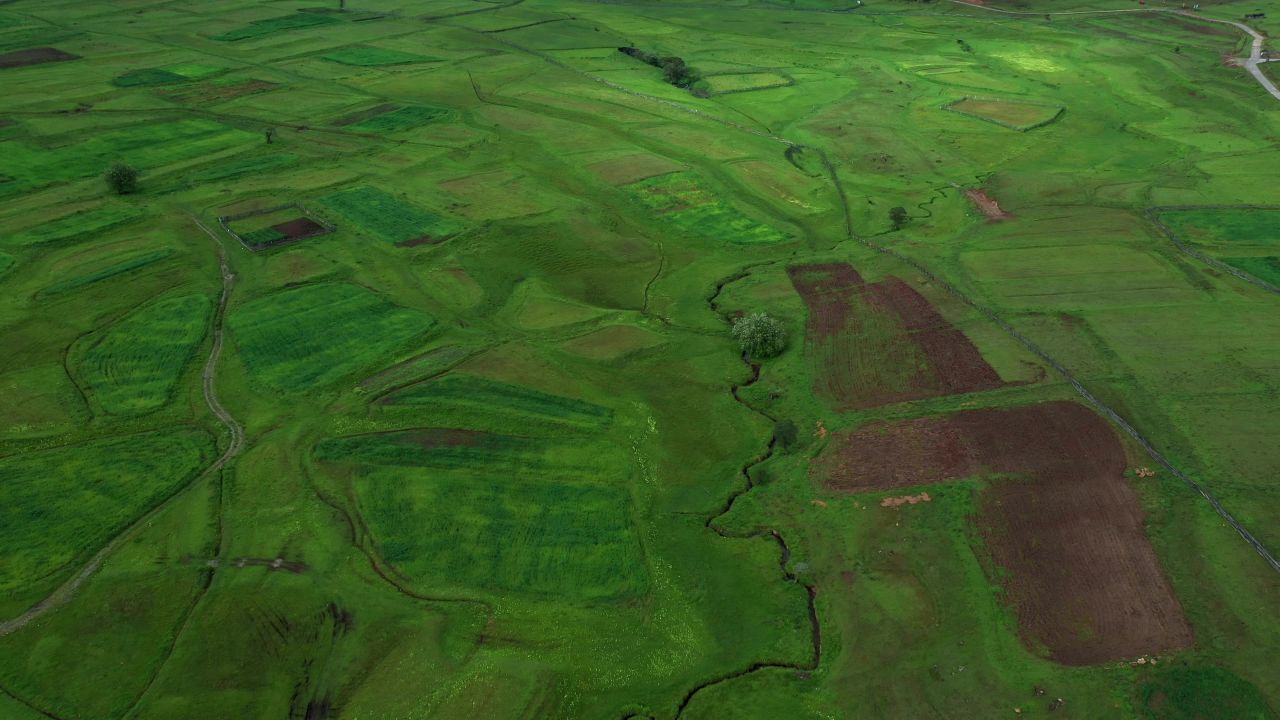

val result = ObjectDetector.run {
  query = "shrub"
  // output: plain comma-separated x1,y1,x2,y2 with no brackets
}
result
732,312,787,359
104,163,139,195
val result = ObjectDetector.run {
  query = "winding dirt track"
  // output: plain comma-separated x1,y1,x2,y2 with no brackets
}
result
0,217,245,638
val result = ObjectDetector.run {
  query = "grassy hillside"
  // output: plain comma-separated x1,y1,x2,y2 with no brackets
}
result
0,0,1276,718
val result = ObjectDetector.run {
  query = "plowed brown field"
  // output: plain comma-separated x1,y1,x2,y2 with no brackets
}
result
816,401,1193,664
787,263,1002,409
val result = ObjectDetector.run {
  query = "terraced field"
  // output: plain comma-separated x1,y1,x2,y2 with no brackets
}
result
0,0,1277,718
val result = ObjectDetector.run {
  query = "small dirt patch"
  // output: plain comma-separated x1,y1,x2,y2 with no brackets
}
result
965,188,1010,221
880,492,931,507
0,47,80,69
816,401,1193,665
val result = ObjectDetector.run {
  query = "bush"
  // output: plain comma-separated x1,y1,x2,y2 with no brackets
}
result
105,163,139,195
731,312,787,359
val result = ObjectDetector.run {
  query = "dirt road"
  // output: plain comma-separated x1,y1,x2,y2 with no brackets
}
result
0,217,245,637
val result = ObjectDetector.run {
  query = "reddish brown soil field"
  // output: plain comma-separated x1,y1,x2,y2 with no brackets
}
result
787,263,1002,409
271,217,326,240
0,47,80,69
964,189,1010,221
817,401,1193,664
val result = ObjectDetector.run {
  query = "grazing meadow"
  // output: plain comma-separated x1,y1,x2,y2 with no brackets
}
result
0,0,1277,717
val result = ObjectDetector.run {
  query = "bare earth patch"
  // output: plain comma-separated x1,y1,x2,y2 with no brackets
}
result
880,492,932,507
815,401,1194,665
965,188,1010,221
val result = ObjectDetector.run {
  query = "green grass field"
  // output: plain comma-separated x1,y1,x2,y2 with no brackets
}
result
73,294,212,415
0,0,1278,717
317,185,463,243
228,282,436,392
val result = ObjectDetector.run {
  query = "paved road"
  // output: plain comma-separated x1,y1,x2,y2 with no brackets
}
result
1182,12,1280,101
0,218,245,638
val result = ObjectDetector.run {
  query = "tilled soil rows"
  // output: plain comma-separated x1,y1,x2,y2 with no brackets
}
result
787,262,1002,409
816,400,1194,664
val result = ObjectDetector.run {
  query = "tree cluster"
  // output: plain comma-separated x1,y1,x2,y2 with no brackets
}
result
104,163,139,195
618,47,703,91
731,312,787,360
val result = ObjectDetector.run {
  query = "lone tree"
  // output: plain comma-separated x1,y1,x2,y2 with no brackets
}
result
732,312,787,359
104,163,139,195
889,206,909,230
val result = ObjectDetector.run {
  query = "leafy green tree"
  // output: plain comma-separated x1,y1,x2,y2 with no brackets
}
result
104,163,139,195
890,206,908,230
731,312,787,359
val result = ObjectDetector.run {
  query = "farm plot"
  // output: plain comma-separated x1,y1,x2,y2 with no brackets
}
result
317,186,462,245
38,248,174,297
787,262,1003,410
221,204,333,250
341,104,451,133
186,152,298,183
385,374,612,431
945,97,1064,131
0,47,78,69
559,324,665,360
111,63,224,88
0,428,215,598
212,12,341,42
358,343,476,395
5,204,141,246
625,172,788,244
73,294,211,415
322,46,442,66
316,427,613,480
815,401,1193,665
703,71,794,95
316,428,643,600
2,119,256,196
228,282,436,392
586,153,684,186
0,364,90,437
361,468,644,600
156,78,279,105
1156,207,1280,287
